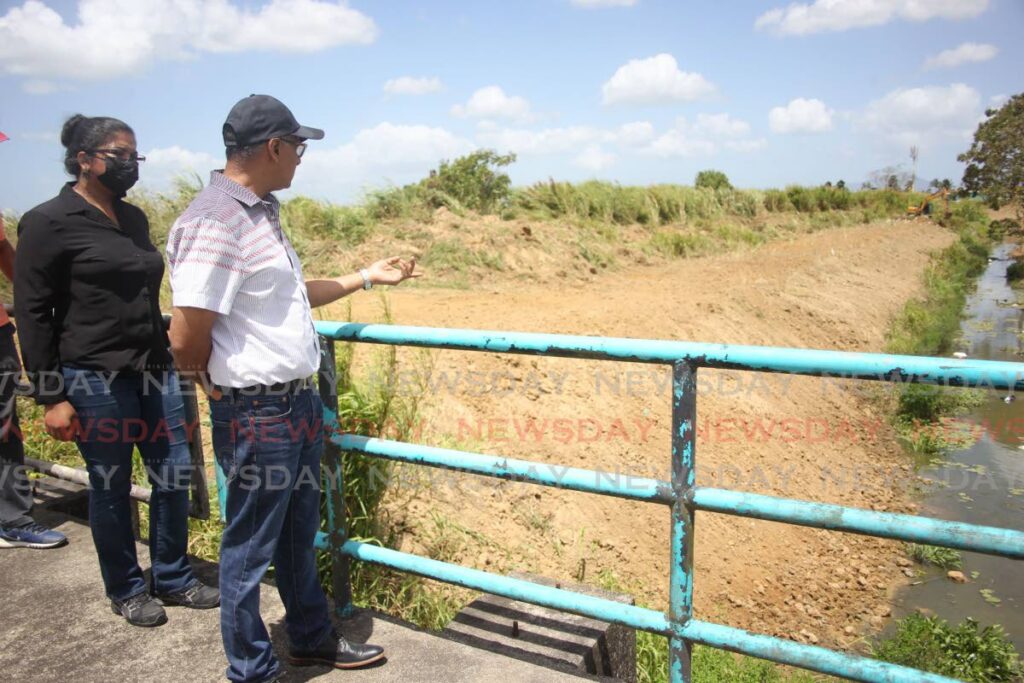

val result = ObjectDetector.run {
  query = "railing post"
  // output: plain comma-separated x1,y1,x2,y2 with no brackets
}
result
179,376,211,520
317,336,354,616
670,361,697,682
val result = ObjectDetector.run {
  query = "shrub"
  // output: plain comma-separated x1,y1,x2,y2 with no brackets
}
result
716,188,759,217
281,196,372,244
364,185,420,221
695,170,732,191
648,185,685,223
898,385,958,422
425,149,516,214
990,218,1021,240
786,185,817,213
681,187,723,220
763,189,792,212
872,614,1022,682
1008,260,1024,283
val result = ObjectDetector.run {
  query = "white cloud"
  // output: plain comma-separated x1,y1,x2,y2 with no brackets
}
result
643,115,760,158
693,113,751,138
616,121,656,145
575,146,617,171
0,0,377,83
601,54,715,106
383,76,443,95
646,129,716,158
451,86,535,122
924,42,997,69
138,146,220,190
21,79,58,95
755,0,988,36
769,98,834,133
474,120,674,158
859,83,981,145
475,123,608,154
297,122,474,197
570,0,637,7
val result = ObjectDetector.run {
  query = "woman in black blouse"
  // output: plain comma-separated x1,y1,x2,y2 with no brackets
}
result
14,115,219,627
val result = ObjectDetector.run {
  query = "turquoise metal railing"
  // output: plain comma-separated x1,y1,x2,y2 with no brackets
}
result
296,322,1024,683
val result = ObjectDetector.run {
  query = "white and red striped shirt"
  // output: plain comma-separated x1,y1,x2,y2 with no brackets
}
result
166,171,319,388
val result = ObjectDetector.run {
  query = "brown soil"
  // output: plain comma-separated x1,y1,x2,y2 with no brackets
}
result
321,218,955,651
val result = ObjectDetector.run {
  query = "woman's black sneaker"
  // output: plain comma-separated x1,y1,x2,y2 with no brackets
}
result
111,592,168,627
154,581,221,609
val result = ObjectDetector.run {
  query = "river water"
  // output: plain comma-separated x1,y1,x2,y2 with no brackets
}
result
889,241,1024,650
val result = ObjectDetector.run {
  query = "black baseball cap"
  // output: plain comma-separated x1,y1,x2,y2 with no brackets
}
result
222,94,324,147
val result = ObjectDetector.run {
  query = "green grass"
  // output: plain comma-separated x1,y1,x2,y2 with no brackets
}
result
882,200,994,454
885,203,991,357
424,239,505,273
511,180,906,228
907,543,963,569
872,614,1022,682
636,631,826,683
651,231,715,258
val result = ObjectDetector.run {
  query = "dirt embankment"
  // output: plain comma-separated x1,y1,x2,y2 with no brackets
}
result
323,218,955,649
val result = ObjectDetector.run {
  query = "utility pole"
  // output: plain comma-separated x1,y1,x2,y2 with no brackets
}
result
909,146,919,191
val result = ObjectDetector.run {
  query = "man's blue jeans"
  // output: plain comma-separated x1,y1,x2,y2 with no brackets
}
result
62,367,197,601
210,386,332,683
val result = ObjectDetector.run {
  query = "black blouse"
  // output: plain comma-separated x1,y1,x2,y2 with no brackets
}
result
14,183,172,404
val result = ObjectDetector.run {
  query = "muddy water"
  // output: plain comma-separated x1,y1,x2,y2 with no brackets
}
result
890,242,1024,650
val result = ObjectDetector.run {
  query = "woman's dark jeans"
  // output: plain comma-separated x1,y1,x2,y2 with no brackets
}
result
63,367,197,601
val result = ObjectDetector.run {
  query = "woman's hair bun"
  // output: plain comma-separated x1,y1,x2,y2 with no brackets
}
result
60,114,87,148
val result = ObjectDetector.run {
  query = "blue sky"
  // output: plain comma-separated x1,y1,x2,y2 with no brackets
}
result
1,0,1021,213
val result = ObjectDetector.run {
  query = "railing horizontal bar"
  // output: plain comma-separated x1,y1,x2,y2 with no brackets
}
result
333,434,1024,559
25,457,152,503
335,434,673,504
319,537,960,683
693,487,1024,559
315,322,1024,389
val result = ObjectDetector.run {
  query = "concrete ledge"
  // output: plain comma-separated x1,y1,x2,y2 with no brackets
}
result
443,571,636,681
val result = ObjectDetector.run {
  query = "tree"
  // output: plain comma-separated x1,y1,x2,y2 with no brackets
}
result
836,179,847,190
694,169,732,190
425,149,517,213
868,165,912,192
957,93,1024,220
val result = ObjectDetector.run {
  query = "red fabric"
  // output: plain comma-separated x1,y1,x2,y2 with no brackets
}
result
0,131,9,143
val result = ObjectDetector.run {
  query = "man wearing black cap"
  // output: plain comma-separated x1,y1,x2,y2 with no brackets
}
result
166,95,418,683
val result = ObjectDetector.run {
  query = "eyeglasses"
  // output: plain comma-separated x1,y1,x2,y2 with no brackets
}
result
91,148,146,163
279,137,307,159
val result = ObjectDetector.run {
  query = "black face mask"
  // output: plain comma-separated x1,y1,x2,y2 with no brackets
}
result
97,156,139,197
